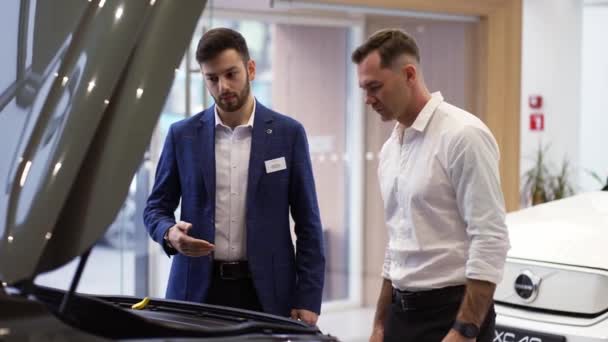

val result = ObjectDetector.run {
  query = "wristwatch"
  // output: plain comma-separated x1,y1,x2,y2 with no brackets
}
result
452,320,480,338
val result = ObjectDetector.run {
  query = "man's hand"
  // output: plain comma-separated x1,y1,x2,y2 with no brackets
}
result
290,308,318,326
369,326,384,342
166,221,214,257
369,278,392,342
442,329,475,342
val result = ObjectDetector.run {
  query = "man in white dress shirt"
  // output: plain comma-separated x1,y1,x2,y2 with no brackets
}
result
352,29,510,342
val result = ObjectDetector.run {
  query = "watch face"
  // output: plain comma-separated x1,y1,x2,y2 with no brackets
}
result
455,321,479,338
463,324,479,338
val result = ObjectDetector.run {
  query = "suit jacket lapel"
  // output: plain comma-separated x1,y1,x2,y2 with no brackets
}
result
196,108,216,204
246,103,274,208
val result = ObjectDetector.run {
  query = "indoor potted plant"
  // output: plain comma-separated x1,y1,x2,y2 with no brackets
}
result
522,143,551,205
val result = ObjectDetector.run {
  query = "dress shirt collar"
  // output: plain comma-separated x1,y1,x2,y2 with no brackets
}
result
411,91,443,132
392,91,444,141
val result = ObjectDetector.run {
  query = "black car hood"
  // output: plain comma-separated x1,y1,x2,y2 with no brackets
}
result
1,285,337,341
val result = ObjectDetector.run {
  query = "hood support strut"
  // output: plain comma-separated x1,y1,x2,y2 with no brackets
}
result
59,247,91,314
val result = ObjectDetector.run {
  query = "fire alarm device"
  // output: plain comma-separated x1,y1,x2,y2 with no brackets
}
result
529,95,543,109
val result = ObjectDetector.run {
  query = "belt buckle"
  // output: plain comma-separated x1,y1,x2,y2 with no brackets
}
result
400,296,417,311
219,261,239,280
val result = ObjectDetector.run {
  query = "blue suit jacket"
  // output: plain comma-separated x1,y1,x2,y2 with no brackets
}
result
143,102,325,316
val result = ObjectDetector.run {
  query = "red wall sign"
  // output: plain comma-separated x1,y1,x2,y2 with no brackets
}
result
530,113,544,131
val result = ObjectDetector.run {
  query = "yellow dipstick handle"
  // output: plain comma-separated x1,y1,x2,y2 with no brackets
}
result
131,296,150,310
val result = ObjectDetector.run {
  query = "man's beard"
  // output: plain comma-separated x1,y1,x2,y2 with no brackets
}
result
214,75,251,113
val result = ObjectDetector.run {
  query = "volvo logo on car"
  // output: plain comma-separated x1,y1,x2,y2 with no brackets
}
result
514,270,541,302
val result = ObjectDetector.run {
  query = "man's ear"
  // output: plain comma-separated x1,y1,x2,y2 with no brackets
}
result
403,64,417,83
247,59,256,81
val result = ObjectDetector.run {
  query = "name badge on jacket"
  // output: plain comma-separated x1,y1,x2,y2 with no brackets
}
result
265,157,287,174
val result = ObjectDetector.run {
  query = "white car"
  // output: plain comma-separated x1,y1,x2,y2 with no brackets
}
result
494,191,608,342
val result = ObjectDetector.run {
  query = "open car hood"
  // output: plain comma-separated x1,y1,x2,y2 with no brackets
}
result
0,0,206,284
0,285,337,341
506,191,608,269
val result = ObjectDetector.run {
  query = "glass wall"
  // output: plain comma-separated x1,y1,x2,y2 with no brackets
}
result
580,4,608,192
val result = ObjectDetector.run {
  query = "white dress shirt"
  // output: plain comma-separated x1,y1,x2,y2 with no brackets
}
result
213,101,255,261
378,92,510,291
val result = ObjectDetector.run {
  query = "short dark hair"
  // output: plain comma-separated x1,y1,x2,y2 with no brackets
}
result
351,29,420,68
195,27,251,64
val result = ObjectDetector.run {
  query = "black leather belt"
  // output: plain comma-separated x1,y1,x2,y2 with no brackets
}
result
213,260,251,280
393,285,465,311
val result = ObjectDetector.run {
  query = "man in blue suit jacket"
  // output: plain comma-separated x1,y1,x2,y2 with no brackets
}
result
143,28,325,325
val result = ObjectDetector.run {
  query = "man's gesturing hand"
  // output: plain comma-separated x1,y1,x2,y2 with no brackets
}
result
167,221,215,257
